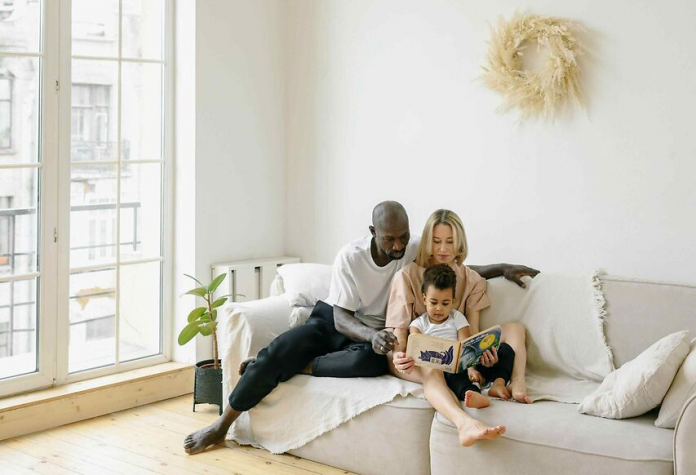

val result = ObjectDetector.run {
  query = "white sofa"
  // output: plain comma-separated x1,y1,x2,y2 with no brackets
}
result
218,274,696,475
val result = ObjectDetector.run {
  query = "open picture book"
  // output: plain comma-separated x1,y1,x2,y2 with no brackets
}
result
406,325,502,373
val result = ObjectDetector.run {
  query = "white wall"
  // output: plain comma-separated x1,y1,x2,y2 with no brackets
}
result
284,0,696,284
173,0,287,362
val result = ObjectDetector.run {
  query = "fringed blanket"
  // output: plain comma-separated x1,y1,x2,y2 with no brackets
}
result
225,272,614,454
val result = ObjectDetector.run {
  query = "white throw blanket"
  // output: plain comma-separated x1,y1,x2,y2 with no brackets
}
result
226,272,614,454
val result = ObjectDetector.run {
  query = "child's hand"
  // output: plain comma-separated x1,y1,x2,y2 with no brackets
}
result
393,351,415,375
467,366,486,385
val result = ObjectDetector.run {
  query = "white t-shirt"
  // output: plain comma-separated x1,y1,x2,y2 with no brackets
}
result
326,235,420,329
409,310,469,340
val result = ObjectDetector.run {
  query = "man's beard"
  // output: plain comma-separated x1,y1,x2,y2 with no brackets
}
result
387,250,405,260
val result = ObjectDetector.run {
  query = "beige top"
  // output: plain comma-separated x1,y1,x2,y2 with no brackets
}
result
385,262,491,329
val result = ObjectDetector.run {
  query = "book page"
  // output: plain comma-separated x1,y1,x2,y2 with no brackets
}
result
406,333,460,373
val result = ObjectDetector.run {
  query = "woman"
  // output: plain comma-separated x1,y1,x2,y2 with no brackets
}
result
385,209,532,446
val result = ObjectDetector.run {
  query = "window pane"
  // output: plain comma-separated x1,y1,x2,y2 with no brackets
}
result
0,56,40,163
70,165,117,268
119,261,160,362
0,278,38,380
121,62,161,160
71,60,118,162
72,0,119,58
120,163,161,261
0,0,42,54
69,269,116,373
0,168,38,275
122,0,163,60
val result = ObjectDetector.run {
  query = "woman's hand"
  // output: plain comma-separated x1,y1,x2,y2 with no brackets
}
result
467,366,486,385
479,347,499,367
393,351,415,375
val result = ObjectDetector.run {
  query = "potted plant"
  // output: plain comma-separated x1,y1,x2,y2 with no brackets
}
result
178,273,232,415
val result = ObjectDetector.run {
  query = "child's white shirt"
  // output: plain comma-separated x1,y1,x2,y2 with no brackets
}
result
409,310,469,340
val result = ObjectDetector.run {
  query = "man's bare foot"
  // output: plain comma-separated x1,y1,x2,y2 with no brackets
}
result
464,391,490,409
238,357,256,375
488,379,511,400
456,417,506,447
183,421,228,455
507,380,532,404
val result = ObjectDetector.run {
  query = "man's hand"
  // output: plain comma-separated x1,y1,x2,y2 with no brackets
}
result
502,264,540,288
372,329,397,355
392,351,415,374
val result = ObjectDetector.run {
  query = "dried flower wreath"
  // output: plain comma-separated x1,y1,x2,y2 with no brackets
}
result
481,13,584,120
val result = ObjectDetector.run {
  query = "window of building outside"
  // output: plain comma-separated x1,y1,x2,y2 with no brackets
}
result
0,75,11,150
0,0,170,395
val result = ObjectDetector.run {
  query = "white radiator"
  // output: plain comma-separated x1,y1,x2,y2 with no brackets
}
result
211,256,300,302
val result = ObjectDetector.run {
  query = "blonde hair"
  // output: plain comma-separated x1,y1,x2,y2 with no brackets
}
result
415,209,468,267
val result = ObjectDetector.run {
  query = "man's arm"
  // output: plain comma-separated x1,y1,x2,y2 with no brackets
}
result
469,263,540,288
333,305,396,355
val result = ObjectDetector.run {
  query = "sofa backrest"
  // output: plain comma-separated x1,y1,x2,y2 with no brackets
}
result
601,275,696,367
482,274,696,369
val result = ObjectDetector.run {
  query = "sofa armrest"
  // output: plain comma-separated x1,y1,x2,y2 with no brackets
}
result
218,295,292,403
674,392,696,475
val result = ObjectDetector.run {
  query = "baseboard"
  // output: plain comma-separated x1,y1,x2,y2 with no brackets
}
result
0,362,194,441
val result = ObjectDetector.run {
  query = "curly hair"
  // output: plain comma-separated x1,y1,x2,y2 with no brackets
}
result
421,264,457,296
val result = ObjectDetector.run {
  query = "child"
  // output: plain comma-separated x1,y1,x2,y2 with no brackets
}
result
408,264,515,409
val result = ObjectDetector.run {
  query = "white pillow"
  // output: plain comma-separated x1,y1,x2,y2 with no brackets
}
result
578,330,691,419
277,263,333,307
289,306,314,328
655,339,696,428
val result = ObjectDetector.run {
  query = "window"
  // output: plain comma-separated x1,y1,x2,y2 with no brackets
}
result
0,75,11,150
0,0,171,396
71,84,113,161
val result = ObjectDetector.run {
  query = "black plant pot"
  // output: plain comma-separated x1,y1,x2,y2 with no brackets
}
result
193,359,223,415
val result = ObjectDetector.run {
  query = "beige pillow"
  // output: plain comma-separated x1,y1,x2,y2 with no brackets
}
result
578,331,691,419
655,339,696,428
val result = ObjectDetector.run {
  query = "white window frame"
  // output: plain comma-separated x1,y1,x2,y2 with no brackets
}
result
0,0,173,396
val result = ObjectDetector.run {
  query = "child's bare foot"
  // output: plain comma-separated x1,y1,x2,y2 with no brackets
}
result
464,391,490,409
488,379,511,400
238,357,256,375
508,380,532,404
456,417,506,447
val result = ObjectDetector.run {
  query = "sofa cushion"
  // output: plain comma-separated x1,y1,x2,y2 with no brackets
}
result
578,330,691,419
277,263,332,307
289,395,434,475
433,399,672,462
656,338,696,428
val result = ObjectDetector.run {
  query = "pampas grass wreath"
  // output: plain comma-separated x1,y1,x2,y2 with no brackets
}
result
481,13,584,120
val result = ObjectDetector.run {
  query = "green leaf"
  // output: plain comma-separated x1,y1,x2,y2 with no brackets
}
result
186,287,207,298
211,309,217,322
177,321,200,345
184,273,205,287
187,307,207,323
208,273,227,293
199,322,214,336
211,297,227,309
200,312,211,323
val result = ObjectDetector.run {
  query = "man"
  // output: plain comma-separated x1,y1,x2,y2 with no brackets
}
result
184,201,537,454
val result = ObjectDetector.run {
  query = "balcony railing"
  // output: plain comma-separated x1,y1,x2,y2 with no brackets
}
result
70,140,130,162
0,202,141,357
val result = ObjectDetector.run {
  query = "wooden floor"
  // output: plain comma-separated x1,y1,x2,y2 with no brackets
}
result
0,395,354,474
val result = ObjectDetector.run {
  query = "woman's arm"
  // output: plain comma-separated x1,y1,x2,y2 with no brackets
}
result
457,327,471,341
467,310,481,335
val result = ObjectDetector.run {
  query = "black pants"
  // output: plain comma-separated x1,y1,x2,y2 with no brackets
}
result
444,343,515,400
228,300,388,412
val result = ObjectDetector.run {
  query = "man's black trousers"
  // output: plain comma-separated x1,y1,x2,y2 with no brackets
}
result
228,300,388,412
